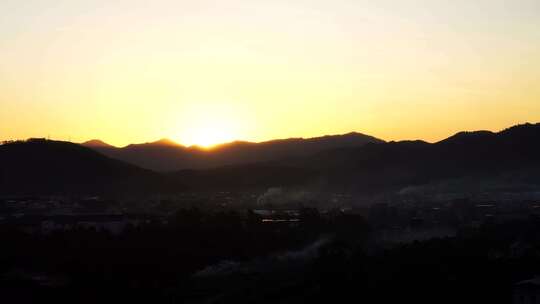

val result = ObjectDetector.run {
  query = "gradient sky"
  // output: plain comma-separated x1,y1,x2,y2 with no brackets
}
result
1,0,539,147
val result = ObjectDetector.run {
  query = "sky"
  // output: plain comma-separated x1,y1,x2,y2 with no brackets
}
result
1,0,539,147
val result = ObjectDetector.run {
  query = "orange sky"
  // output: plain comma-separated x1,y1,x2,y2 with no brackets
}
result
1,0,539,147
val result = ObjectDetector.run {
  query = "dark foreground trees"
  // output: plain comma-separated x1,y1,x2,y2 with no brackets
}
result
1,211,539,303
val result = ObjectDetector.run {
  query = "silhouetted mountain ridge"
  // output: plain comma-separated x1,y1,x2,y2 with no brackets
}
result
82,139,115,148
84,132,385,171
4,123,539,195
126,138,184,148
174,123,540,193
303,123,540,192
0,139,182,195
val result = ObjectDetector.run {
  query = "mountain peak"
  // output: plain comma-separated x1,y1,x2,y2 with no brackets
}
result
151,138,181,147
438,130,495,144
82,139,115,148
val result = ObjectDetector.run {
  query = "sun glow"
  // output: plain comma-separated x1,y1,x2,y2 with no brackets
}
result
178,108,241,148
1,1,540,146
186,124,237,148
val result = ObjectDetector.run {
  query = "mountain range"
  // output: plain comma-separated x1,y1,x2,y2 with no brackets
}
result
1,123,539,196
169,123,540,193
82,132,384,171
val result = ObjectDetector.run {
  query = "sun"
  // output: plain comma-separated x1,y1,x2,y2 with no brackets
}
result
183,119,239,148
174,103,247,148
191,126,234,148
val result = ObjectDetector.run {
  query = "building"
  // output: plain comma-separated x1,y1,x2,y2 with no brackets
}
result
514,276,540,304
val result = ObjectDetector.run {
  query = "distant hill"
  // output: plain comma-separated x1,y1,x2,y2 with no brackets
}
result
303,123,540,193
0,139,183,195
82,139,116,148
83,132,385,171
175,123,540,193
5,123,540,196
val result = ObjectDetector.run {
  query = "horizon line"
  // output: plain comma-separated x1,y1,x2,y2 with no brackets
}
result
2,121,537,150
